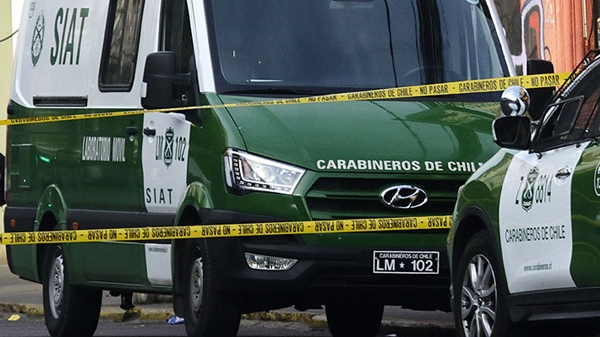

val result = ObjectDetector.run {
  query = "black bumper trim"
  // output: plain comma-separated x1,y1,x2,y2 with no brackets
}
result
508,287,600,321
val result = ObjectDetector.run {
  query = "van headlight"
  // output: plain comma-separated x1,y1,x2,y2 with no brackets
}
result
224,149,305,195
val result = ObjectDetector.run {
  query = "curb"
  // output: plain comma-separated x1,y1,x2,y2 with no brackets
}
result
0,303,315,323
0,303,174,322
0,303,44,318
243,310,318,325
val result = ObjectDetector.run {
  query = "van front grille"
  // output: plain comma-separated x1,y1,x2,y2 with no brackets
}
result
305,177,464,220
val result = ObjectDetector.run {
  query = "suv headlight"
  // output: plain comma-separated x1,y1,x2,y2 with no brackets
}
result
224,149,305,195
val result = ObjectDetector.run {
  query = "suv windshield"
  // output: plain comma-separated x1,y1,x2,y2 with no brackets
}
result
208,0,509,94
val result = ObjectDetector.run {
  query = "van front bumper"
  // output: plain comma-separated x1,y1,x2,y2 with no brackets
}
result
197,208,450,312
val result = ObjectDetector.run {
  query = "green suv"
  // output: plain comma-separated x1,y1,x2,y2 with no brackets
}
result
449,51,600,336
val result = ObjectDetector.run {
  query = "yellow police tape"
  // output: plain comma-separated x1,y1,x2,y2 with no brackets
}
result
4,73,571,127
0,215,452,245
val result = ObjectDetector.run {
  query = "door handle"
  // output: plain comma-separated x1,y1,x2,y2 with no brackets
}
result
143,127,156,136
555,167,572,179
125,126,138,136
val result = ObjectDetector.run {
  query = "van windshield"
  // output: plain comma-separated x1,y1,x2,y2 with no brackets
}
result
207,0,509,94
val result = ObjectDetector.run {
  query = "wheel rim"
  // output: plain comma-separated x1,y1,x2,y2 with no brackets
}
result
49,251,65,320
461,253,497,337
190,256,204,313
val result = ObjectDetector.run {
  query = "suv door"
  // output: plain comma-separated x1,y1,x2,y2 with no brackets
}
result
562,63,600,288
498,59,600,293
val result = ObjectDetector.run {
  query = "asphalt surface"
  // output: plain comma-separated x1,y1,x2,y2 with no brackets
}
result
0,256,455,335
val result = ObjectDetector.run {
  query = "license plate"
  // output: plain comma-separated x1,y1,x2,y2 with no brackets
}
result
373,250,440,274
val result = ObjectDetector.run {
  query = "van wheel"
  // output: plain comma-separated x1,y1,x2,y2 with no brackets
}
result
42,244,102,337
183,240,241,337
325,302,383,337
454,231,520,337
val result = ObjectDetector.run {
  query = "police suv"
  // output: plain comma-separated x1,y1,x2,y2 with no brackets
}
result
7,1,524,337
448,51,600,336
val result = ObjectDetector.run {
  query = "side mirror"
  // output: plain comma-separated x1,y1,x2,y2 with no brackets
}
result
142,51,190,109
500,86,530,117
527,59,555,120
492,116,531,150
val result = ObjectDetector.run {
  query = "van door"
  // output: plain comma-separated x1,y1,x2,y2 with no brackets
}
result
80,0,147,284
76,0,145,213
141,113,190,214
140,0,193,216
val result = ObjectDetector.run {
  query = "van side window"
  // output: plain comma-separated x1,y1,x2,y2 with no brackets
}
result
159,0,198,109
160,0,194,73
99,0,145,91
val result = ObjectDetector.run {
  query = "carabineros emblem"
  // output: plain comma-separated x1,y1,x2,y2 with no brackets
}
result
31,12,45,67
521,166,538,212
164,128,174,167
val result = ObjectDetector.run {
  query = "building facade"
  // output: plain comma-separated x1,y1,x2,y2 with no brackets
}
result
1,1,14,156
496,0,599,74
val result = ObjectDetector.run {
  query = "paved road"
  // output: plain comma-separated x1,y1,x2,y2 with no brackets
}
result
0,313,339,337
0,258,455,336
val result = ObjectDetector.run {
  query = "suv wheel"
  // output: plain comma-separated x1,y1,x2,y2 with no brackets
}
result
454,231,519,337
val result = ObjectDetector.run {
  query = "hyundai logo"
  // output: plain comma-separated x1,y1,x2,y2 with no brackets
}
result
380,185,428,209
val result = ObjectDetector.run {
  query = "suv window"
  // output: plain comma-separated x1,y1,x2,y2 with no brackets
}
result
533,59,600,151
582,90,600,138
99,0,145,91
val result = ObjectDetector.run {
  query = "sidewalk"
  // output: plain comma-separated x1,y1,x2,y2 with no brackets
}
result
0,257,454,335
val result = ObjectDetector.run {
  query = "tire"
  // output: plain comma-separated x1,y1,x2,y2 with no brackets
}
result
182,240,241,337
325,302,384,337
453,231,518,337
42,244,102,337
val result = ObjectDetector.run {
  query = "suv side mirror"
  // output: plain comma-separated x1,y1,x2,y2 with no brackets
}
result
142,51,190,109
492,116,531,150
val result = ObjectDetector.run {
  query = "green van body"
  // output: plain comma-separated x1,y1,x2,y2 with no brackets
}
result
6,0,515,336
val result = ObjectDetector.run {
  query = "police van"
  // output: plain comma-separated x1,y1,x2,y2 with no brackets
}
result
448,50,600,337
7,1,522,336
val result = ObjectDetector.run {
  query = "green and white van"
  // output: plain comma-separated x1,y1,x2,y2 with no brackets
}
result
7,0,517,336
